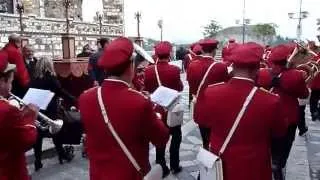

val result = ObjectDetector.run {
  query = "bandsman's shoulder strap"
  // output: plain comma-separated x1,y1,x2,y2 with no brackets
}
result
154,65,162,87
218,87,258,155
97,87,143,175
195,62,217,97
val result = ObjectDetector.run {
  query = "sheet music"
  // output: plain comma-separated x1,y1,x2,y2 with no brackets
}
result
150,86,180,108
197,148,219,168
22,88,55,110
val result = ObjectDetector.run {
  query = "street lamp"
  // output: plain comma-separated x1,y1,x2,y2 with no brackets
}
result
317,19,320,42
16,1,24,35
288,0,309,41
236,18,250,44
63,0,72,34
158,19,163,41
96,11,103,35
135,11,141,39
236,0,250,44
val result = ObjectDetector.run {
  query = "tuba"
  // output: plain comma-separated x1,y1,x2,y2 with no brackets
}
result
287,41,320,83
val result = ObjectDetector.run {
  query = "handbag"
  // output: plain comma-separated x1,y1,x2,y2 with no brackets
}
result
155,65,183,127
197,87,258,180
190,62,217,120
97,87,162,180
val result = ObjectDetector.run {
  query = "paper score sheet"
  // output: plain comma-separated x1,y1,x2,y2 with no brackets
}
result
22,88,55,110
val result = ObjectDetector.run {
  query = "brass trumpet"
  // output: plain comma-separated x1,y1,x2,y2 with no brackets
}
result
9,93,63,134
287,41,320,83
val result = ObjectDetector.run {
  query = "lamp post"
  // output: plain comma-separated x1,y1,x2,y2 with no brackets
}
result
288,0,308,41
96,11,103,35
61,0,76,60
317,19,320,42
236,18,250,44
63,0,72,34
16,1,24,36
158,19,163,41
135,11,141,39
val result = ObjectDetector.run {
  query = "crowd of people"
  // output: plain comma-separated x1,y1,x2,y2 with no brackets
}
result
0,32,320,180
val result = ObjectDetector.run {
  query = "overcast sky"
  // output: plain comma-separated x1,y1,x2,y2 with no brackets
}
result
82,0,320,44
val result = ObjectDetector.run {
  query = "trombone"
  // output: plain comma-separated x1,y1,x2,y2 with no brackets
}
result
9,93,64,134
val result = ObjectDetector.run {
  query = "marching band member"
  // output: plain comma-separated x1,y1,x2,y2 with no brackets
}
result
2,34,30,98
195,42,287,180
144,41,184,177
187,38,228,150
183,43,196,71
308,41,320,121
222,39,238,65
79,37,169,180
258,43,309,180
132,54,149,92
0,51,39,180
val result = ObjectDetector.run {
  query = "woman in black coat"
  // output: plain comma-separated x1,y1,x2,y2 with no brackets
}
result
30,57,76,171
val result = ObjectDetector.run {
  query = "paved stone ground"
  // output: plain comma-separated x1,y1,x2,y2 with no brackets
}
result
305,107,320,180
27,74,314,180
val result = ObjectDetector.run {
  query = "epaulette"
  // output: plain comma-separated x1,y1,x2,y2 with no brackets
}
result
128,88,148,99
259,87,279,97
0,98,21,110
83,87,99,94
208,82,225,88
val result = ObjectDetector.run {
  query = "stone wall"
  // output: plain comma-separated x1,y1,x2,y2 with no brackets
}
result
102,0,124,24
0,13,124,58
23,0,40,16
44,0,83,20
215,26,276,45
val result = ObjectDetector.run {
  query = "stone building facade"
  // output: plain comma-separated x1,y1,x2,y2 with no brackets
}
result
215,26,276,46
0,0,124,58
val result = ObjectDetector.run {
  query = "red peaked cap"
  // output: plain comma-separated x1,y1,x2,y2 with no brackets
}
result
230,42,264,67
198,39,219,49
222,42,239,61
155,41,173,56
98,37,134,73
268,43,297,64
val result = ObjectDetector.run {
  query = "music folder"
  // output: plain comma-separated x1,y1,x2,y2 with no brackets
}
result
22,88,55,110
150,86,180,109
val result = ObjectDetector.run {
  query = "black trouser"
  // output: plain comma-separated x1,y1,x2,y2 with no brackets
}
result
199,126,210,150
271,124,297,180
310,90,320,119
298,105,307,131
33,128,65,164
156,125,182,169
189,92,193,108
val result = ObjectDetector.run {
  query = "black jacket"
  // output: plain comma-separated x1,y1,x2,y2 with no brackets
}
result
30,71,76,119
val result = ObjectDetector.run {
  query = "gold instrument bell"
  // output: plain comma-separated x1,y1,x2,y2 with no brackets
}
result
287,41,320,83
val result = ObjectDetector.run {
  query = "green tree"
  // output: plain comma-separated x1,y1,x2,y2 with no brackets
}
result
203,20,222,38
253,23,277,44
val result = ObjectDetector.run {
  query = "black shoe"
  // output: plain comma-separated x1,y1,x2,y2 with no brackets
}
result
171,166,182,174
162,165,170,178
34,161,43,171
58,151,74,164
299,127,308,136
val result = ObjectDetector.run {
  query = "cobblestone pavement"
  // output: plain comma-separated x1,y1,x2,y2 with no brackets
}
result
305,107,320,180
28,74,314,180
